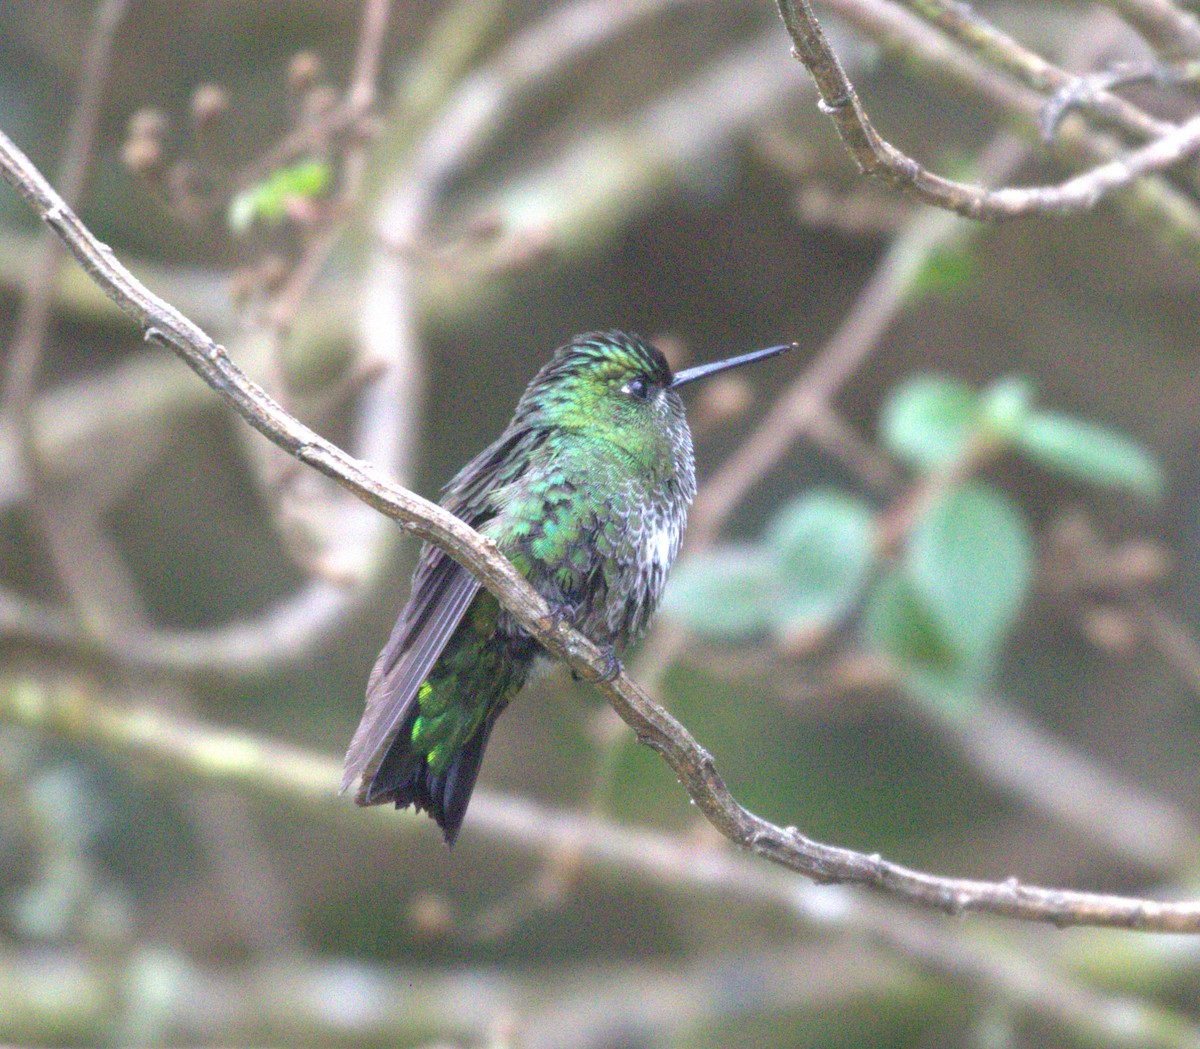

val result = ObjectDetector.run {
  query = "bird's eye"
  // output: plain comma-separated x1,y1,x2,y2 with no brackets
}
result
623,377,650,400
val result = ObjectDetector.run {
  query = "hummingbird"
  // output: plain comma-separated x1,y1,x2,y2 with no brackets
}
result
341,331,792,844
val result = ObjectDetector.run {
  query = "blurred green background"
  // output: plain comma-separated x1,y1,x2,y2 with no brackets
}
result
3,0,1200,1046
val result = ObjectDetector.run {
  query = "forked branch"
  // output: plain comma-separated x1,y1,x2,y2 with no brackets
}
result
775,0,1200,217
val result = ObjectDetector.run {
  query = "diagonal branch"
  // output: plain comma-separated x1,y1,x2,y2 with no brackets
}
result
3,126,1200,932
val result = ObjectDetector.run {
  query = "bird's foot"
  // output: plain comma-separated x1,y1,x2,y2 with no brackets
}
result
539,601,621,683
541,597,580,630
568,645,623,683
595,645,624,683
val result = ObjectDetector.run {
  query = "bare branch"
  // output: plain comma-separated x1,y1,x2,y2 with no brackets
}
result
1102,0,1200,59
990,113,1200,214
775,0,1200,218
823,0,1200,256
5,128,1200,932
902,0,1172,141
1,0,129,423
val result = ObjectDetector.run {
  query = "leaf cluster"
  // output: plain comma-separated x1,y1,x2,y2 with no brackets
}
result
665,374,1162,707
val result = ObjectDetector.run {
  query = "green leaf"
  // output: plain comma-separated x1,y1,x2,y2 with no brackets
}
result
907,482,1032,666
765,490,876,630
978,375,1034,441
880,374,979,470
909,242,978,301
661,547,779,639
862,570,981,714
228,159,332,233
1016,411,1164,500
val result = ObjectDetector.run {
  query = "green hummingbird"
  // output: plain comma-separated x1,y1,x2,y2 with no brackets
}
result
341,331,792,844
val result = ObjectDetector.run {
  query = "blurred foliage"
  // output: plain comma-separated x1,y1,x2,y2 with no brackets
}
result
669,374,1160,709
2,0,1200,1047
665,489,877,640
227,158,332,233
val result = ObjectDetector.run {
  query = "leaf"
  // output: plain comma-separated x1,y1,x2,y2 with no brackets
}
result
880,374,979,470
909,242,978,302
862,570,980,714
661,547,779,639
978,375,1034,441
906,482,1032,666
228,159,331,233
765,490,876,630
1016,411,1164,500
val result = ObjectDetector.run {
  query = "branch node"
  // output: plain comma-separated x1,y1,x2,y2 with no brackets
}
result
944,889,970,918
817,92,853,116
143,325,170,348
43,203,67,231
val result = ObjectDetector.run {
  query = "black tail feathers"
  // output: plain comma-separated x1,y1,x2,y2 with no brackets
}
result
360,716,496,847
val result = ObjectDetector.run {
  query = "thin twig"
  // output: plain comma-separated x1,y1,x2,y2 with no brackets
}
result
903,0,1172,141
1102,0,1200,59
346,0,391,113
234,0,391,195
1,0,133,629
6,129,1200,932
1,0,141,635
823,0,1200,253
1,0,129,422
262,0,392,331
989,113,1200,214
690,133,1028,549
775,0,1200,218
